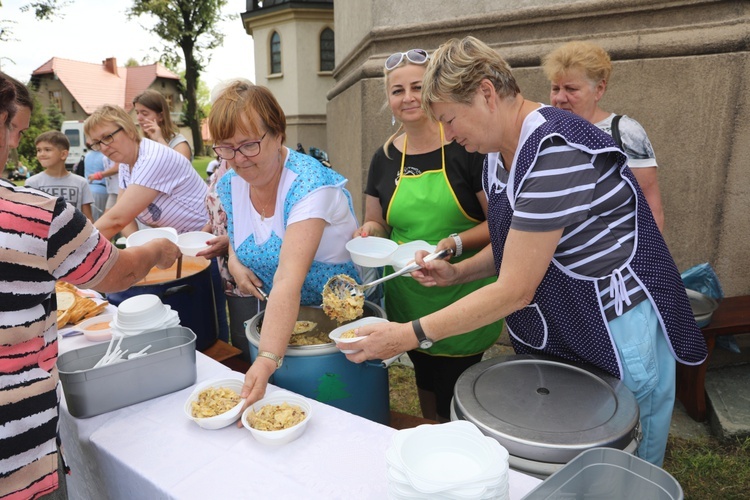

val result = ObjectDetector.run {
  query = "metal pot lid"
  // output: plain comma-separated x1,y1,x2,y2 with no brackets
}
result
452,355,639,464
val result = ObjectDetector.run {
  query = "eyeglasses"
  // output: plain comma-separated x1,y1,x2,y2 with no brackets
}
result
212,133,268,160
89,127,123,151
384,49,429,71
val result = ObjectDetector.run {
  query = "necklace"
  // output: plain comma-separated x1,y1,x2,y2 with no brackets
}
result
250,161,284,221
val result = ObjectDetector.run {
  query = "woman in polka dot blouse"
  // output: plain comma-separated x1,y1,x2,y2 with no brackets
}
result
344,36,707,467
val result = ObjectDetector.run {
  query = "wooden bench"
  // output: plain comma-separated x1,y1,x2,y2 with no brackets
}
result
675,295,750,422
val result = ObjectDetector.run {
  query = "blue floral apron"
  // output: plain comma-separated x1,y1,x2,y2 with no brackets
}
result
218,150,359,306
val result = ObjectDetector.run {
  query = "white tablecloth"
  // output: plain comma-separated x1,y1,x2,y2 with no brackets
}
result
58,337,541,499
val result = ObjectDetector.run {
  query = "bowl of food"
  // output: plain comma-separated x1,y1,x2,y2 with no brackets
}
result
241,392,312,445
329,317,389,354
184,376,245,430
345,236,398,268
177,231,211,257
77,313,115,342
126,227,178,248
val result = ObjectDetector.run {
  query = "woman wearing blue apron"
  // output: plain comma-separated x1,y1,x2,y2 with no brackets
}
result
210,82,361,411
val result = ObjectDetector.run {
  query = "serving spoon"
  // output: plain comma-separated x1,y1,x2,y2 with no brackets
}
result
324,248,453,300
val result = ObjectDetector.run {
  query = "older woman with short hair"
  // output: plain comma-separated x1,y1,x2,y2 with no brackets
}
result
209,82,361,410
542,41,665,231
88,104,208,239
346,36,706,467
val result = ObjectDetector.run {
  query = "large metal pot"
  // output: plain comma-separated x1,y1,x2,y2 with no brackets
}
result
107,256,218,352
451,354,640,478
246,302,390,425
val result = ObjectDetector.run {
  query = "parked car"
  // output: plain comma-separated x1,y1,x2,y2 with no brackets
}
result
61,120,88,171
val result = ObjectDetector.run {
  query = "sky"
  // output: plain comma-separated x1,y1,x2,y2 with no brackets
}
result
0,0,256,92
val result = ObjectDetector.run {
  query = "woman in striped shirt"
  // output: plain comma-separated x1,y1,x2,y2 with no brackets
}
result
344,36,707,467
0,74,182,500
87,105,208,240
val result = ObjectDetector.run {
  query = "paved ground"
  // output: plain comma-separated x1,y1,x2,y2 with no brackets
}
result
702,333,750,440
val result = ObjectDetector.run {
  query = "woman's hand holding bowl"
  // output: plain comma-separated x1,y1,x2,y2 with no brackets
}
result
236,361,276,427
343,321,418,363
410,249,459,287
195,234,229,260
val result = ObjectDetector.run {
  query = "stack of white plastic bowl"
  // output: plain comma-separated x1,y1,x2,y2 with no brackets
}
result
385,420,510,500
110,294,180,336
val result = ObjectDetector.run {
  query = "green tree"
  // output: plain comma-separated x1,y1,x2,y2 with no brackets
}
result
128,0,229,156
14,91,53,173
46,101,64,131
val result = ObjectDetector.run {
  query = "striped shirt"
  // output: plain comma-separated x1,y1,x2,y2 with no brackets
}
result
0,180,118,499
497,136,646,319
119,138,208,233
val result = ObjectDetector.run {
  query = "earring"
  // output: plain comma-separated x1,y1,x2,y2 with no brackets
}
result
391,115,396,126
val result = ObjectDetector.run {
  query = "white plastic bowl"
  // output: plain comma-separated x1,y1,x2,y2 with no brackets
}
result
184,376,246,430
177,231,211,257
241,392,312,445
111,309,180,336
77,313,115,342
329,317,389,354
401,433,493,486
390,240,437,271
126,227,178,248
345,236,398,267
115,294,167,323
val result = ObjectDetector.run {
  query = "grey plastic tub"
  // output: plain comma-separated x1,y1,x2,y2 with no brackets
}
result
522,447,683,499
58,327,197,418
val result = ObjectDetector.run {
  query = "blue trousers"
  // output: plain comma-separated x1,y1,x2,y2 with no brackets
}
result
609,299,676,467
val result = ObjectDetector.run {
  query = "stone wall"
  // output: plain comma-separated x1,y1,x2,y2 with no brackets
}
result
327,0,750,295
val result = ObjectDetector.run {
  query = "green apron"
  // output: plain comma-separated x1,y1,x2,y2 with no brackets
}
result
385,125,502,356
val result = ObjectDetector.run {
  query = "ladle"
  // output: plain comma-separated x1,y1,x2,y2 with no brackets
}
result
324,248,453,300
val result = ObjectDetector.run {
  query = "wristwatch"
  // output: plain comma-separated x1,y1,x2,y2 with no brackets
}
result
412,319,434,349
257,350,283,369
450,233,463,257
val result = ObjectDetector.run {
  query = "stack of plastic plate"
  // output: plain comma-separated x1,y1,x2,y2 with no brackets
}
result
385,420,510,499
110,294,180,336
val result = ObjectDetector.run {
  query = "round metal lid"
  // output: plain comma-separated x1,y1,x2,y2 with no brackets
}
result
452,355,639,464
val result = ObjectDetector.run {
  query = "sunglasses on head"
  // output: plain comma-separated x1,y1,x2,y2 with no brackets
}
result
384,49,429,71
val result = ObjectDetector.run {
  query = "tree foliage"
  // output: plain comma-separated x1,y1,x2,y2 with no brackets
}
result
19,0,71,21
128,0,229,155
12,90,57,173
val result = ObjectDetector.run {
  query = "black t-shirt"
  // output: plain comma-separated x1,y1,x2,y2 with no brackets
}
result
365,141,486,221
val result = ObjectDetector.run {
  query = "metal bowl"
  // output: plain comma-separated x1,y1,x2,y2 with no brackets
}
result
686,289,719,327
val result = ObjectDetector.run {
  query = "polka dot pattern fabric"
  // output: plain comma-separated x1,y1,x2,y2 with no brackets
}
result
217,151,360,306
484,106,706,379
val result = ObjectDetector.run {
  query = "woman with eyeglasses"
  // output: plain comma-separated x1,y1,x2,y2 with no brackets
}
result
344,36,707,466
208,82,361,410
87,104,208,240
133,89,193,161
353,48,502,422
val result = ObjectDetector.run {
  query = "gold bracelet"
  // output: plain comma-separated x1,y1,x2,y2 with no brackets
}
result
257,350,283,369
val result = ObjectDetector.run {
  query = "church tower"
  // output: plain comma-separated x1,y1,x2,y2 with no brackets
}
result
241,0,334,151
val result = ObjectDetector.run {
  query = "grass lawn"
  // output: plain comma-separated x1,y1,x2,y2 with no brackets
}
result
193,156,211,180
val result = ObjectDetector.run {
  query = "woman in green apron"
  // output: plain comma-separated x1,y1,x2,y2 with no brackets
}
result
355,49,503,421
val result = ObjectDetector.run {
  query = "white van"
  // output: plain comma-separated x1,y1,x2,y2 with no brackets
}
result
61,120,87,171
